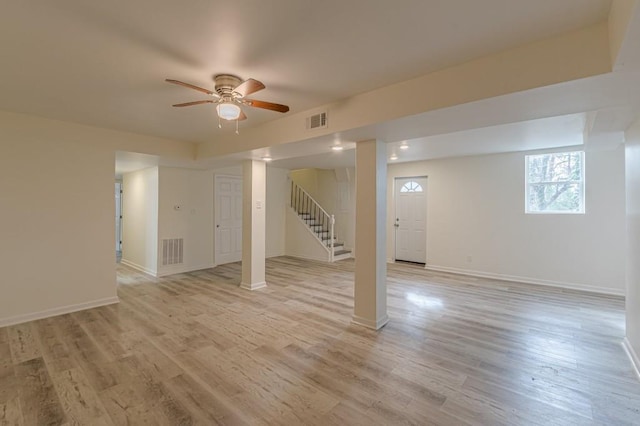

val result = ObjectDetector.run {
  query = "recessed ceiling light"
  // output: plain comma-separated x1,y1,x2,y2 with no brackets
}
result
390,154,398,160
261,156,272,161
400,144,409,150
332,145,344,151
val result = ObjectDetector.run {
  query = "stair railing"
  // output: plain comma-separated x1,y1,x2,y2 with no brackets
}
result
290,180,335,261
330,214,335,263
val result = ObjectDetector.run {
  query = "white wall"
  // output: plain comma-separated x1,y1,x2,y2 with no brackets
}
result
266,167,288,258
158,167,214,276
289,168,318,198
387,146,626,295
121,164,286,277
123,166,216,277
625,116,640,371
285,208,330,261
0,110,193,326
0,111,195,326
122,168,159,275
0,123,116,326
122,164,286,276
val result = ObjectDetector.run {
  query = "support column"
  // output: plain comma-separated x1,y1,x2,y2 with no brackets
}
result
241,160,267,290
353,139,388,329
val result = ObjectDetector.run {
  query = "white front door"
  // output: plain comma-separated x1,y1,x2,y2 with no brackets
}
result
394,177,427,263
215,175,243,265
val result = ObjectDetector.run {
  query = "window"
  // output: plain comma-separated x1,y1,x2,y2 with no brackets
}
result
400,181,423,193
525,151,584,214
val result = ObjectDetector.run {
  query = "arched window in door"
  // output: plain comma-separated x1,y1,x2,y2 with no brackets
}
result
400,181,423,193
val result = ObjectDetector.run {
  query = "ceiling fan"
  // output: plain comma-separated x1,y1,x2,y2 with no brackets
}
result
166,74,289,130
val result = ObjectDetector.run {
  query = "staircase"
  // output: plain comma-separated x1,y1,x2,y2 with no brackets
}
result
291,181,351,262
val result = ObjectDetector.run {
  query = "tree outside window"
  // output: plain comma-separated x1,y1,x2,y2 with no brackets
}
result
525,151,584,214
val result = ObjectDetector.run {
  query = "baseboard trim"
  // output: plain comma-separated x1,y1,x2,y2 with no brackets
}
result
284,253,330,263
623,337,640,381
0,296,120,328
352,314,389,330
157,263,215,277
266,252,286,259
423,264,624,296
240,281,267,291
120,259,157,277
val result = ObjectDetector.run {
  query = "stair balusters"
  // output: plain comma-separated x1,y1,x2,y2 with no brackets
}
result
290,180,335,261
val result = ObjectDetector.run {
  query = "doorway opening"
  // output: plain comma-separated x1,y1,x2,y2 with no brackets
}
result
115,181,123,262
394,176,427,264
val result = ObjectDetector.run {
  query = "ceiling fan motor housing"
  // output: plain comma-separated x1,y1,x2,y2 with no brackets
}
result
214,74,242,98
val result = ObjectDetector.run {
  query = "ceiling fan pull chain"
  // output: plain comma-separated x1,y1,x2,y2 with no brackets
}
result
235,119,239,135
218,114,222,129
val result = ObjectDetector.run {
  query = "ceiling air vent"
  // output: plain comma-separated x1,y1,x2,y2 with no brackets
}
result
306,112,327,130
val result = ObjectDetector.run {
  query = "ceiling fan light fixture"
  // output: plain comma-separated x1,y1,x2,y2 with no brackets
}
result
216,102,241,120
167,76,289,126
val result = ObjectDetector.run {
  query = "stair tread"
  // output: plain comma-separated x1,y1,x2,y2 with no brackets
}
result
294,206,344,256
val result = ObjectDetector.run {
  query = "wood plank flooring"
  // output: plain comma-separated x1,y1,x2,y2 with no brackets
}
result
1,256,640,425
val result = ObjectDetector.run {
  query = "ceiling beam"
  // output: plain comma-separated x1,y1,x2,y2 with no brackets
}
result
609,0,640,70
198,22,611,160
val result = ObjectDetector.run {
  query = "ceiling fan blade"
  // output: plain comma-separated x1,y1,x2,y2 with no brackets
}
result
173,100,217,107
233,78,265,97
243,99,289,113
172,100,216,107
237,110,247,121
166,79,218,97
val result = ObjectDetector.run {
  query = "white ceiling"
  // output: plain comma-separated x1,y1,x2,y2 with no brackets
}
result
4,0,639,173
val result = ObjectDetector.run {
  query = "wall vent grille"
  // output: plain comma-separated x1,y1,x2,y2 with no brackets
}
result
306,112,327,130
162,238,184,265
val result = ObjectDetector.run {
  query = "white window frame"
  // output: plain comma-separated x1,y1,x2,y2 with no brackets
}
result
525,151,585,215
400,181,424,193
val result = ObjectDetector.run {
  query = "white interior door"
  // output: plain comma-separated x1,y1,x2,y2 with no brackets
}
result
394,177,427,263
215,175,243,265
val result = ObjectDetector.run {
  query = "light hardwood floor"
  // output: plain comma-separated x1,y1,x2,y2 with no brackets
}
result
2,257,640,425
